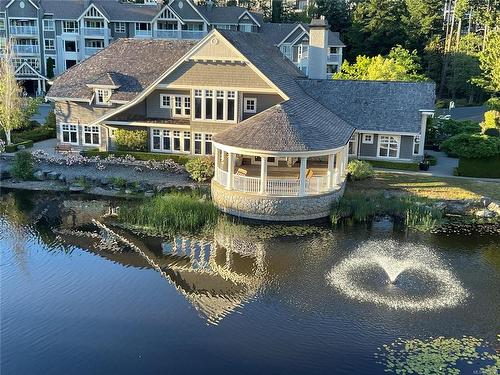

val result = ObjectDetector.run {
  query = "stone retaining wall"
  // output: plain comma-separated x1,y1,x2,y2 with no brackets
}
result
211,180,345,221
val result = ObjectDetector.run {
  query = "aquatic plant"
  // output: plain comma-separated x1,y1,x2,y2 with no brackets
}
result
330,193,444,231
375,335,499,374
117,192,219,235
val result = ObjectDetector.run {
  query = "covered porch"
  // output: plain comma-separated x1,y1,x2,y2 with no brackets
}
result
213,143,349,197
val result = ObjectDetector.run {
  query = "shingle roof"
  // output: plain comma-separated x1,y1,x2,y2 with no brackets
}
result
260,22,345,47
212,30,354,152
298,79,436,133
47,38,196,101
198,5,263,25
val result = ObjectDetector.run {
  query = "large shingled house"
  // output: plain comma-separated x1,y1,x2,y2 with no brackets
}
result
47,18,435,221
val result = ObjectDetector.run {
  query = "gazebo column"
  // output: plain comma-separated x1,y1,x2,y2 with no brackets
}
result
37,80,41,96
214,147,219,173
259,157,267,194
299,157,308,197
227,152,235,190
327,153,335,189
335,152,341,185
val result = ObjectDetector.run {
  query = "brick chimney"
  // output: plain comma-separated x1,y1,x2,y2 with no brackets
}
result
308,16,328,80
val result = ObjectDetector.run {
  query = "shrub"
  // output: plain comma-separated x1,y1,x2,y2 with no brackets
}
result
45,111,56,128
114,129,148,151
441,133,500,158
482,110,500,133
457,155,500,178
12,126,56,143
10,151,35,180
366,160,420,171
347,160,374,180
484,128,500,137
4,140,34,153
81,149,189,165
426,118,481,146
485,97,500,111
185,156,214,182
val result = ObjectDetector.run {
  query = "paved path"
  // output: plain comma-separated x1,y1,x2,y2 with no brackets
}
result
30,103,53,125
426,150,458,176
435,106,486,122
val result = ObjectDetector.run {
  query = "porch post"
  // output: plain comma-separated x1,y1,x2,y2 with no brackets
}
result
335,152,341,185
299,156,307,197
37,79,41,96
214,147,219,172
227,152,235,190
327,154,334,189
42,79,46,93
260,156,267,194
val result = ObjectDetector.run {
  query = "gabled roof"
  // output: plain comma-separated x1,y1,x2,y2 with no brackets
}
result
260,22,346,47
298,80,436,134
86,71,121,88
212,30,354,152
47,38,196,101
197,5,262,25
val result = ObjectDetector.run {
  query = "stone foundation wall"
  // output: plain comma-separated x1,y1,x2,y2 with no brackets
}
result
211,180,346,221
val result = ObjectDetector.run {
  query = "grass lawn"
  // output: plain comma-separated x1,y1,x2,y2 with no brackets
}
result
347,172,500,201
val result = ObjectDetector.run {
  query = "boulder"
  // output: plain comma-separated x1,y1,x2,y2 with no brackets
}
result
124,189,133,194
47,171,61,180
475,209,496,218
487,201,500,215
34,170,45,181
144,191,154,197
69,185,85,192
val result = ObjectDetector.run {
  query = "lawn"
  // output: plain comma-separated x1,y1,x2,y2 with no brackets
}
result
347,172,500,201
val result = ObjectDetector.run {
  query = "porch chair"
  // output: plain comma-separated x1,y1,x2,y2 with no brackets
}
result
54,143,73,154
236,168,248,176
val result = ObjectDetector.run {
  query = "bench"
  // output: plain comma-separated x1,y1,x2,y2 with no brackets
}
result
54,143,73,153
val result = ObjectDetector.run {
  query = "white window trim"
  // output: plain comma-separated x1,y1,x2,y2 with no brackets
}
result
193,132,213,155
173,95,190,117
193,89,237,123
95,89,111,105
348,133,358,156
43,19,55,31
150,128,191,154
44,38,55,51
114,22,126,33
82,125,100,146
362,133,373,144
377,135,401,159
244,97,257,114
60,123,79,145
160,94,171,109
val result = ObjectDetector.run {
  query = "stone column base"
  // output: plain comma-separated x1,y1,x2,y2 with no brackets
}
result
211,180,346,221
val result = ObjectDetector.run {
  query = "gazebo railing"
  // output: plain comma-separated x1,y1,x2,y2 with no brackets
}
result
234,174,261,193
266,178,300,196
215,168,228,187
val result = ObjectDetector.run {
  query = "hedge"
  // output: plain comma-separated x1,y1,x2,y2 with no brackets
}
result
81,149,190,165
366,159,420,171
4,140,34,153
457,155,500,178
12,125,56,144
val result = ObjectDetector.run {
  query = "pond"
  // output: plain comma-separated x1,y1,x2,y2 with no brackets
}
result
1,190,499,374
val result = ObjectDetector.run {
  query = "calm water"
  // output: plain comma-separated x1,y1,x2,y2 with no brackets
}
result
1,190,499,374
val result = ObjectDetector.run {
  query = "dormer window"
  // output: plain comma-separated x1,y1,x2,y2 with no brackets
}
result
95,89,111,105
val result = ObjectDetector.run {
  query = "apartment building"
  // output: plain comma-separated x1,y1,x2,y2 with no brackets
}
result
0,0,344,95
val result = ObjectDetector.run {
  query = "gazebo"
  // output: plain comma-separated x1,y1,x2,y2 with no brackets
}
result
211,103,354,221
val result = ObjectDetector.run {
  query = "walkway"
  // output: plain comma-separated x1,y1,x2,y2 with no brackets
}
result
435,106,486,122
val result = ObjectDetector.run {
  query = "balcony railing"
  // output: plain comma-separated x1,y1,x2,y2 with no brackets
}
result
13,44,40,54
85,46,103,56
83,27,108,37
9,26,38,36
135,29,152,38
153,29,180,39
327,54,341,64
180,30,207,40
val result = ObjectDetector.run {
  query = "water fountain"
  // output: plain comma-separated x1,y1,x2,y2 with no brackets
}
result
326,240,469,311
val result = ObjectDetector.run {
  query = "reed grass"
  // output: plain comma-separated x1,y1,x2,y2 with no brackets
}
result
118,192,219,235
331,193,444,231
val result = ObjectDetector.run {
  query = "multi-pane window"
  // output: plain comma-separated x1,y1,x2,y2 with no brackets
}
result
194,90,202,119
64,40,77,52
378,135,400,158
172,95,190,117
135,22,151,34
61,124,78,144
63,21,78,33
244,98,257,113
184,97,191,116
173,130,181,151
160,94,170,108
413,136,420,155
183,132,191,152
193,89,237,122
0,17,5,30
0,37,6,51
43,19,55,31
362,133,373,144
205,90,213,120
194,133,202,155
95,89,110,105
85,20,104,29
216,90,224,120
83,125,100,145
44,39,55,51
114,22,127,33
348,133,357,155
193,133,213,155
227,91,235,121
205,134,213,155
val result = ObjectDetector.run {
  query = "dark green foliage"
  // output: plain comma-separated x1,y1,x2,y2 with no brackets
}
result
114,129,148,152
118,192,219,235
426,118,481,146
185,157,215,182
12,126,56,144
45,111,56,128
347,160,374,180
10,151,34,180
485,97,500,111
4,140,34,153
366,160,420,171
441,133,500,158
457,156,500,178
46,58,55,79
484,128,500,137
423,154,437,165
330,193,443,231
81,149,189,165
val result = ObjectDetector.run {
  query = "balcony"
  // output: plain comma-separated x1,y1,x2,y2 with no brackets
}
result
153,29,180,39
180,30,206,40
83,27,109,38
13,44,40,54
327,54,341,64
85,46,103,56
9,26,38,36
135,29,152,38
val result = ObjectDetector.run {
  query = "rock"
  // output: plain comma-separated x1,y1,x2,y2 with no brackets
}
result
487,202,500,215
124,189,132,194
444,203,468,215
0,170,11,180
69,185,85,192
480,197,492,207
47,171,61,180
144,191,154,197
34,170,45,181
475,209,496,218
